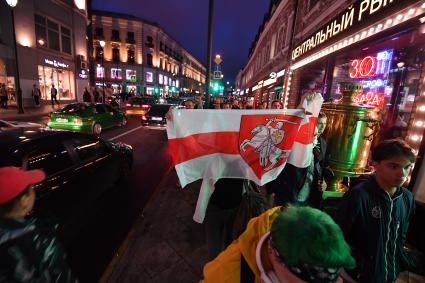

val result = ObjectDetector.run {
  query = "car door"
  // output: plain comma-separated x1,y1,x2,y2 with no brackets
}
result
65,135,120,202
22,137,81,239
94,104,111,128
104,104,121,127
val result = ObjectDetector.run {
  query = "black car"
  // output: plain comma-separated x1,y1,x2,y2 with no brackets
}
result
142,104,176,126
0,128,133,245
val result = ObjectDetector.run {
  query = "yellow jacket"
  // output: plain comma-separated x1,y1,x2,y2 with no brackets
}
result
200,206,282,283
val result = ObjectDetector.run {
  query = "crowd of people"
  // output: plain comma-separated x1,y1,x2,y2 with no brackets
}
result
1,93,424,282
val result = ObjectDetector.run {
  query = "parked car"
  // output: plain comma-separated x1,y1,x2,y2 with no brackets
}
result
0,120,44,129
47,103,127,135
125,96,156,116
142,104,176,127
0,127,133,245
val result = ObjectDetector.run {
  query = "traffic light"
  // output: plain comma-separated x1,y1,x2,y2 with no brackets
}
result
213,82,219,92
154,87,160,95
171,86,176,92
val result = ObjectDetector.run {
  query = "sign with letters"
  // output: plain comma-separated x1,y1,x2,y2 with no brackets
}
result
44,58,69,69
291,0,418,61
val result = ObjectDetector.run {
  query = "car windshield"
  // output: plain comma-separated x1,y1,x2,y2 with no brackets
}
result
129,97,156,105
60,104,86,114
148,105,171,115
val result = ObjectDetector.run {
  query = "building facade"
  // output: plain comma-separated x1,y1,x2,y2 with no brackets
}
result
91,10,205,98
239,0,294,107
0,0,88,106
242,0,425,206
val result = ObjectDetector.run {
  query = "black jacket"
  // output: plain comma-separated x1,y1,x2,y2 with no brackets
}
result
0,217,78,283
334,175,418,283
268,136,327,207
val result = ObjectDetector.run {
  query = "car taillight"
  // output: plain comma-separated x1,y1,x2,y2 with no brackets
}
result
142,115,147,121
142,104,150,108
74,118,83,125
125,103,132,107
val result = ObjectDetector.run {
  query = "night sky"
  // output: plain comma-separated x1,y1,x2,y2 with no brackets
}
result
91,0,270,84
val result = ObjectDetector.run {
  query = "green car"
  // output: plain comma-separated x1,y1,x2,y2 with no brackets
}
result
48,103,127,135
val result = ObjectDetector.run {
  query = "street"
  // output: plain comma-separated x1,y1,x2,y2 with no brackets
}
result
59,117,172,282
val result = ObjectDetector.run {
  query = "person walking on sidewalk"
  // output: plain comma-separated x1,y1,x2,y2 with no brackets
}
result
0,84,8,109
51,84,59,107
31,84,41,107
94,87,100,103
83,87,91,103
201,206,356,283
0,167,78,283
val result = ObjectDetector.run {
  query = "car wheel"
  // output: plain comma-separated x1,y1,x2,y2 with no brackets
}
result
93,123,102,135
120,117,128,127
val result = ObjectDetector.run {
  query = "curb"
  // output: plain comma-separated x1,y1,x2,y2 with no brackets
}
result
98,164,175,283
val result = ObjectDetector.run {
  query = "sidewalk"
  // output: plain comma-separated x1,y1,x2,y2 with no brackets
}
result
100,169,208,283
0,103,61,120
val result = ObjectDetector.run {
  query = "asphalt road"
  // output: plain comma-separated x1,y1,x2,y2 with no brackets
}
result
29,116,172,283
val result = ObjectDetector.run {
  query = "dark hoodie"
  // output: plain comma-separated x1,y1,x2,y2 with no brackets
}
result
334,175,423,283
0,217,77,283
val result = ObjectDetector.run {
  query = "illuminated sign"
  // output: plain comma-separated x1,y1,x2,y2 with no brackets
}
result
44,58,69,69
349,50,392,79
213,71,222,79
355,91,384,107
361,78,388,89
291,0,408,61
126,69,137,82
270,72,277,79
78,69,88,79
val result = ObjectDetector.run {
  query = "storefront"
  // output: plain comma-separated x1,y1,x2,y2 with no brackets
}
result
38,56,75,101
251,69,286,107
287,0,425,191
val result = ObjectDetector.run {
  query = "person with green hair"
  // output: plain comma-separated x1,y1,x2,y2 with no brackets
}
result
200,206,355,283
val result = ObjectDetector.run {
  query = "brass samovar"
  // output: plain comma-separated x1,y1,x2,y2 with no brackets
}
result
322,82,380,196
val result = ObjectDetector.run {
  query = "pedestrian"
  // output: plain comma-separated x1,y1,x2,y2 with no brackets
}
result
94,87,100,103
270,100,283,109
0,84,9,109
201,206,356,283
259,101,268,109
222,102,231,109
51,84,59,107
83,87,91,103
267,111,328,208
31,84,41,107
0,167,78,282
335,139,425,282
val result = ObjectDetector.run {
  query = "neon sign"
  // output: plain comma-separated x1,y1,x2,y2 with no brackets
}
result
349,50,393,79
361,79,388,89
355,91,384,107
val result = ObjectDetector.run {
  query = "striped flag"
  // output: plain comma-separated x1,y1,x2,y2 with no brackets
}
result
167,94,323,223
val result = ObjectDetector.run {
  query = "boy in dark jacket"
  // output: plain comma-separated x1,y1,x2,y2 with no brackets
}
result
0,167,78,283
334,139,424,283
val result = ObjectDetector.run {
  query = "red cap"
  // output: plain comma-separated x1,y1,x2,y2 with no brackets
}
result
0,167,45,204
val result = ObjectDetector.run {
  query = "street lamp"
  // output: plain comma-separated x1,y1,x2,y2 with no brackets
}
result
99,40,106,102
6,0,24,114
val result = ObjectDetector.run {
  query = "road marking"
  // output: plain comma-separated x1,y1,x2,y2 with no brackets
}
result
109,125,144,141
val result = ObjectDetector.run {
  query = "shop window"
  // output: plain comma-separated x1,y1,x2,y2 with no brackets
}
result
111,68,122,80
147,53,153,67
95,46,104,60
159,74,163,84
61,26,71,54
96,65,104,78
127,49,135,64
126,69,137,82
112,47,120,62
145,72,153,83
164,76,168,85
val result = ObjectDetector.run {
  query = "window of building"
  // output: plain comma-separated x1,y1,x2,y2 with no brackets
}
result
112,47,120,62
61,26,71,54
111,29,120,41
126,69,137,82
147,53,153,66
95,46,104,60
127,31,135,44
146,35,154,48
111,68,122,80
145,71,153,83
159,74,163,84
47,20,60,51
164,75,168,85
127,49,135,64
159,58,163,69
160,41,164,51
95,27,104,37
34,14,72,54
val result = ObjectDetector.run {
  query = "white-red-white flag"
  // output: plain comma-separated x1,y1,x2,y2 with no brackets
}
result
167,94,323,223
